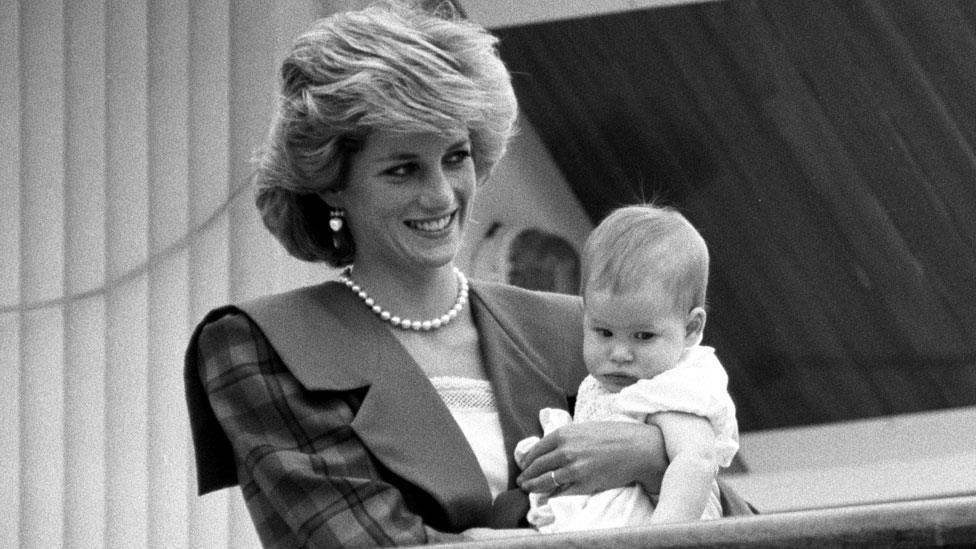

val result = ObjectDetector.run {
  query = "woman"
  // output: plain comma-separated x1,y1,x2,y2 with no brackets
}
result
185,2,751,547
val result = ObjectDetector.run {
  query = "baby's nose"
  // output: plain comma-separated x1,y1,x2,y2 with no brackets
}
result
609,344,633,362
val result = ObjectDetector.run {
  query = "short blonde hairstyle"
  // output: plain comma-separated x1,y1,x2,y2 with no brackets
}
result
581,204,710,312
254,1,518,265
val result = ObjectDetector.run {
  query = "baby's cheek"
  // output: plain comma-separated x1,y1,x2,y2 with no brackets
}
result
581,340,600,370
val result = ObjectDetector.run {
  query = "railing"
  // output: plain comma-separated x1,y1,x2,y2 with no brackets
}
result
436,495,976,548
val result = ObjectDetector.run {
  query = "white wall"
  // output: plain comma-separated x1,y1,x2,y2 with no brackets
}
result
724,407,976,512
458,116,592,273
2,1,326,547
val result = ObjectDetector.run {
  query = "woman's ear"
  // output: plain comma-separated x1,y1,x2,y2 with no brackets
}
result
319,188,343,208
684,307,706,347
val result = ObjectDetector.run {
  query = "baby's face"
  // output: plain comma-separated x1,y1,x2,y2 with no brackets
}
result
583,281,692,393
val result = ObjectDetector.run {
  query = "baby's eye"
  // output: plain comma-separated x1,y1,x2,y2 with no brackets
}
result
633,332,655,341
592,328,613,338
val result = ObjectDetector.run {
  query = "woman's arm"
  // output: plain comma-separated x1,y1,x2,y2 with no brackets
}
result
515,420,667,496
647,411,719,524
195,313,446,547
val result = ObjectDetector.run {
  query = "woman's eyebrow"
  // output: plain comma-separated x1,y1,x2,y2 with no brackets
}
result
375,152,417,162
374,139,471,162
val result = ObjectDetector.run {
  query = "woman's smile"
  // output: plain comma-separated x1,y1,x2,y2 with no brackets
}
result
326,128,476,272
406,211,456,233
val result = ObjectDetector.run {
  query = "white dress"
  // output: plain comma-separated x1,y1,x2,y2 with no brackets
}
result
431,376,509,500
514,345,739,533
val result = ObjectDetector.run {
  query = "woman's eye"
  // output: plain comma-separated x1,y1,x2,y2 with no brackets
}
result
593,328,613,338
634,332,655,341
382,163,416,177
444,149,471,165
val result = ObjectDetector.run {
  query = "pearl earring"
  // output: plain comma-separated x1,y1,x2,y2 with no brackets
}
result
329,209,345,232
330,209,346,250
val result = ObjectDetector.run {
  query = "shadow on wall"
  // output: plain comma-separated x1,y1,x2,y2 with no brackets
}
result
470,222,580,295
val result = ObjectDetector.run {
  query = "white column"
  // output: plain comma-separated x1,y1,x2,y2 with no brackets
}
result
104,0,150,546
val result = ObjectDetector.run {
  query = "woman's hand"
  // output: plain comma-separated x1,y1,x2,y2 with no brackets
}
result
515,420,667,496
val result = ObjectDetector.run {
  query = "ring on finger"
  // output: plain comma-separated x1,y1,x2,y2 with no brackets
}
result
550,470,562,489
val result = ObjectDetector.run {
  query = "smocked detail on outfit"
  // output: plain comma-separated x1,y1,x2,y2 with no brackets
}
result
430,376,497,409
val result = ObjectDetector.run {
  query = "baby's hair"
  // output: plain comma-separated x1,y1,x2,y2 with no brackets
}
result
581,204,709,313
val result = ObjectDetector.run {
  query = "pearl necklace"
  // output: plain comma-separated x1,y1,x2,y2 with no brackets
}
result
338,267,469,331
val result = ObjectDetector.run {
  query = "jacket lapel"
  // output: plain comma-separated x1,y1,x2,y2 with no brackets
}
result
237,280,582,530
240,282,492,530
468,286,575,484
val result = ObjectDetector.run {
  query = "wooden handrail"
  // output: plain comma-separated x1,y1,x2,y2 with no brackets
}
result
434,495,976,548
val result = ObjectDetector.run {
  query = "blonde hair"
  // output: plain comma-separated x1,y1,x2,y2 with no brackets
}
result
254,1,518,265
581,204,710,312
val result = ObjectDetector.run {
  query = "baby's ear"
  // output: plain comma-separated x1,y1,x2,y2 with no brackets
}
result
684,307,706,346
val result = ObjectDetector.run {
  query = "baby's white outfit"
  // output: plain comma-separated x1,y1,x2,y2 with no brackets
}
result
514,345,739,533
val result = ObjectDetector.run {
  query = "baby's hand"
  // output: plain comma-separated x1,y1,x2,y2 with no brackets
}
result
514,409,573,471
538,408,573,433
514,436,541,470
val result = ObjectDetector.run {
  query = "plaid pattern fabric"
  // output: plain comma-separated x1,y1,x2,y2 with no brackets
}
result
197,313,432,548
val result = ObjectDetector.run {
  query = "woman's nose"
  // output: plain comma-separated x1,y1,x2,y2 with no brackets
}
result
418,169,454,209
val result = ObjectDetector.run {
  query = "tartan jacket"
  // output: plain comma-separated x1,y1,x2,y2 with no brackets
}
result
185,280,588,547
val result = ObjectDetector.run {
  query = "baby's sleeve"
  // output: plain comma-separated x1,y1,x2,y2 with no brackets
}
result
613,346,739,467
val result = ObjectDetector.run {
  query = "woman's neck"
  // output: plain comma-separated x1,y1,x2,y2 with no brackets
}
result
344,262,461,322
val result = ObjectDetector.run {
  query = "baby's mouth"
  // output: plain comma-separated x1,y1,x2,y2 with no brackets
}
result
600,373,639,388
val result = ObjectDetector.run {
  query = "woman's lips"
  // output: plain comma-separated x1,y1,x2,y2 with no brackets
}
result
406,211,455,232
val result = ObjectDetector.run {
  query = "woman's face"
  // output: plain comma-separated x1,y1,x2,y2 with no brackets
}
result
326,128,477,273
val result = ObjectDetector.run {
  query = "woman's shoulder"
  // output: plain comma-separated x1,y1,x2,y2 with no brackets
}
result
469,279,586,391
195,305,252,332
189,307,273,383
191,280,341,330
186,283,352,386
189,281,334,351
191,281,346,346
239,280,344,318
469,279,582,319
468,279,584,352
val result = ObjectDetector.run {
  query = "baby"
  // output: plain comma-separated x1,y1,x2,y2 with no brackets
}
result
515,204,739,532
